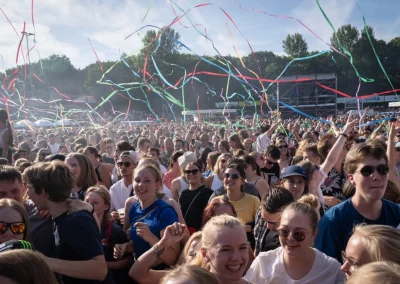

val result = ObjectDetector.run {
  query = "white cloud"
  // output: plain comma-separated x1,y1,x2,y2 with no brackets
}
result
289,0,356,51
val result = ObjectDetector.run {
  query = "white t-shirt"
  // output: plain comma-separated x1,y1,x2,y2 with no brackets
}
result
48,143,60,154
109,179,133,211
245,247,345,284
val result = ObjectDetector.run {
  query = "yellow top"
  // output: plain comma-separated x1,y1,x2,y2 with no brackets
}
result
215,193,260,224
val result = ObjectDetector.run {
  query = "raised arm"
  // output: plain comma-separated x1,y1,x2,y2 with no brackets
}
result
129,223,185,284
321,118,357,174
387,123,400,190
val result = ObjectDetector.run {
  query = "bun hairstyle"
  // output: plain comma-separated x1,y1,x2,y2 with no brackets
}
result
0,109,13,146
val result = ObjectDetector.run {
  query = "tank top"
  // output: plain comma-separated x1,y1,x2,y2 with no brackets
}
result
210,174,223,191
95,165,103,182
178,177,189,198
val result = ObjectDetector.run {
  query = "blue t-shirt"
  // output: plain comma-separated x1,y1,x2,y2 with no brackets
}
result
129,199,178,258
315,198,400,262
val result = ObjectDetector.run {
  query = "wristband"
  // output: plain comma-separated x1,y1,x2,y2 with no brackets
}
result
339,133,348,138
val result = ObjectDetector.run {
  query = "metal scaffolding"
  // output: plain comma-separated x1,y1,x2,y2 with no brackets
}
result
277,73,337,118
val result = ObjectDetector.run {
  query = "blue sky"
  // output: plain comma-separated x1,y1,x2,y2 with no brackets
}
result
0,0,399,71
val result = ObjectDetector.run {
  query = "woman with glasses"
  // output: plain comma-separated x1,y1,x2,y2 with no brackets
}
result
277,138,291,174
205,153,232,191
249,151,269,181
341,225,400,278
213,162,260,248
180,162,213,234
65,153,98,201
246,202,345,283
0,198,30,244
35,148,52,163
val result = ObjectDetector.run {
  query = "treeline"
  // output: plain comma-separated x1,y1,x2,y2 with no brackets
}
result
1,25,399,114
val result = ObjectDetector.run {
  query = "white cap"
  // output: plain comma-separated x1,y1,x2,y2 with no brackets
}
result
120,150,139,164
177,151,197,169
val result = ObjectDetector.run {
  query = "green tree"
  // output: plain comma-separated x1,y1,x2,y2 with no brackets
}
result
330,25,359,52
282,33,308,58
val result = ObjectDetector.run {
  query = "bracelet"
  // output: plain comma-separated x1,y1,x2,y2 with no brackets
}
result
339,133,348,138
153,244,165,259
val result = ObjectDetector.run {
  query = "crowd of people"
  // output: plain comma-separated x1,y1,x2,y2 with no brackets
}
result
1,106,400,283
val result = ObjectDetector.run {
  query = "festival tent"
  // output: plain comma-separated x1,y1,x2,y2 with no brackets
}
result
34,120,55,127
55,119,76,126
14,120,35,129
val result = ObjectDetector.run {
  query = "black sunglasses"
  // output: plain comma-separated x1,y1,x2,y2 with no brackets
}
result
41,153,51,156
224,173,240,180
356,164,389,177
278,145,288,149
117,161,131,168
277,229,307,242
0,222,26,235
184,169,199,175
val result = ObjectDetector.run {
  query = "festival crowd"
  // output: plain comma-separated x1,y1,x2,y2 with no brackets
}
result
1,106,400,283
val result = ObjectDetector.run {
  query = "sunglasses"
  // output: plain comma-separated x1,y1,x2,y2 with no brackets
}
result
41,153,51,156
0,222,26,235
277,229,308,242
117,161,131,168
224,173,241,180
356,164,389,177
184,169,199,175
220,159,227,164
278,145,288,149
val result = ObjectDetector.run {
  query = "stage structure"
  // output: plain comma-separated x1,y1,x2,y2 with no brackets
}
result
276,73,337,118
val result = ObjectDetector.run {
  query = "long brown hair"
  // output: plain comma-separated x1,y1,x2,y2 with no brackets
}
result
66,153,98,189
0,250,57,284
85,185,111,227
0,109,13,146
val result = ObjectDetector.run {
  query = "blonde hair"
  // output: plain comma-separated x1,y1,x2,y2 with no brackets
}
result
351,225,400,264
213,153,232,175
193,215,244,270
180,231,202,264
161,265,221,284
0,198,30,241
0,249,57,284
134,164,163,192
298,194,319,211
347,261,400,284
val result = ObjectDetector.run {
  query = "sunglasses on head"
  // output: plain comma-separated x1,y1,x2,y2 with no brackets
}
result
117,161,131,168
356,164,389,177
184,169,199,175
0,222,26,235
224,173,241,180
278,145,288,149
277,229,307,242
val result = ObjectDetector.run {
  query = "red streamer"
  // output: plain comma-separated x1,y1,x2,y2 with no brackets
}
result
16,22,26,64
316,82,400,99
32,73,71,99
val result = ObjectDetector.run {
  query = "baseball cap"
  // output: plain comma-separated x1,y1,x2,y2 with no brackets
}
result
177,151,197,169
120,150,139,164
281,165,308,180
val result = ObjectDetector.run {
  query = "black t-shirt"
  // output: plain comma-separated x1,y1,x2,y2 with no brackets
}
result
180,185,213,231
261,163,280,185
102,154,115,165
53,210,113,284
101,221,133,283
